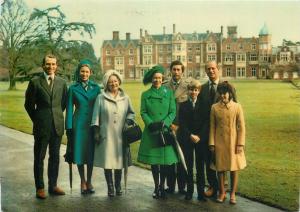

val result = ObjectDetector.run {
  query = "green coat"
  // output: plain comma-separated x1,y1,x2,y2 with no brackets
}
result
137,86,179,165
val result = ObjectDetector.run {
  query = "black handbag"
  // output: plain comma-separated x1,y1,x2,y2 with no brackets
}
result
158,129,175,147
123,121,142,145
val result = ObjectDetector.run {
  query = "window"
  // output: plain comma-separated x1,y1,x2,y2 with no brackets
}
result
188,55,193,63
188,70,193,77
250,54,257,61
176,44,181,51
237,54,246,61
143,45,152,54
226,68,231,77
106,50,111,55
159,56,163,64
144,55,152,65
116,69,124,75
252,43,256,50
196,46,200,51
167,45,172,52
129,57,134,65
239,43,243,50
159,45,163,52
251,67,256,76
176,55,181,61
225,54,234,62
129,69,134,78
196,55,200,63
207,43,216,52
129,49,134,55
226,44,231,50
115,57,123,65
237,67,246,77
106,57,111,65
280,53,289,61
207,54,216,61
167,56,171,63
117,49,122,55
188,46,192,51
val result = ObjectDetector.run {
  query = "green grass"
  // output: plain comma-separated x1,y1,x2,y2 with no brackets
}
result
0,80,299,211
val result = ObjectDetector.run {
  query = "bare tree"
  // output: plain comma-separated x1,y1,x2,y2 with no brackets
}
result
0,0,40,90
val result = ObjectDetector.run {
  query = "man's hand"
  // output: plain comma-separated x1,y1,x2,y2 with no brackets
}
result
170,124,178,132
190,134,200,143
236,145,244,154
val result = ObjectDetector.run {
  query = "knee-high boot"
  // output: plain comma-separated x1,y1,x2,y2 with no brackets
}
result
159,165,167,199
114,169,122,196
104,169,114,197
151,165,159,199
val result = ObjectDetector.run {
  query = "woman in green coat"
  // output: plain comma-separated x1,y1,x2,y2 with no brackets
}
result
137,65,179,199
65,60,100,194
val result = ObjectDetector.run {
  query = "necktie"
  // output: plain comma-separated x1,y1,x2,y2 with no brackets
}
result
48,76,53,91
210,82,216,103
82,82,88,91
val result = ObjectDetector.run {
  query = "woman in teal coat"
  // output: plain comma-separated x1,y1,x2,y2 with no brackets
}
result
65,59,101,194
138,65,178,199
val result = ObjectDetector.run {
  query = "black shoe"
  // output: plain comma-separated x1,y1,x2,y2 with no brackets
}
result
197,195,207,202
152,188,159,199
159,186,167,199
165,187,175,194
185,193,193,200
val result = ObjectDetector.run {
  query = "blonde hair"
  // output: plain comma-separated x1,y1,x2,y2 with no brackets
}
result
187,79,201,90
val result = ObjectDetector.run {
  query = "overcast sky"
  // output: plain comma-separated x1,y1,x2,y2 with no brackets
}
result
23,0,300,57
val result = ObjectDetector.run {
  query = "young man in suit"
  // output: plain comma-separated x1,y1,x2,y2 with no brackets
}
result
25,54,68,199
198,61,237,199
164,60,190,194
178,79,207,201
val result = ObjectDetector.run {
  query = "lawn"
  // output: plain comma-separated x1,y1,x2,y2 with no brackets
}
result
0,80,299,211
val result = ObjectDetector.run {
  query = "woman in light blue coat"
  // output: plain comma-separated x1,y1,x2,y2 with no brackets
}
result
65,59,101,194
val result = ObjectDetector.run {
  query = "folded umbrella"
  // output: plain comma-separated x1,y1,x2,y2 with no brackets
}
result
64,130,73,189
170,130,188,174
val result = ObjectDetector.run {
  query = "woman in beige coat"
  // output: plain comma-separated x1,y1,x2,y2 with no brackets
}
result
209,82,246,204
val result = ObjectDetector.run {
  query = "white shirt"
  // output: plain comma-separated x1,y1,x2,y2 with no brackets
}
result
44,72,55,85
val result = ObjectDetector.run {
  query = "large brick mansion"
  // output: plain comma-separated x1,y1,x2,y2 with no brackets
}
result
101,24,300,80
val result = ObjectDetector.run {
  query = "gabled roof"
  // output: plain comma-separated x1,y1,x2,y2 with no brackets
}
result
102,39,139,48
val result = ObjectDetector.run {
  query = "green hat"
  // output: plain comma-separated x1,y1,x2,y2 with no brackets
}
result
143,65,165,85
75,59,92,82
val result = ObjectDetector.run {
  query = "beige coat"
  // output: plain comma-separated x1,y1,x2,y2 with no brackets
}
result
209,100,246,171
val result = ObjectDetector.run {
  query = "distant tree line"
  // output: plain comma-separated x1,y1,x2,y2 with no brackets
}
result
0,0,101,90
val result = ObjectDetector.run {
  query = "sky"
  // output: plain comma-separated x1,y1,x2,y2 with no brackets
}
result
22,0,300,57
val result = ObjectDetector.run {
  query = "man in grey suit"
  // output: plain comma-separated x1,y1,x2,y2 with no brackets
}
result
25,54,67,199
164,60,190,194
198,61,237,199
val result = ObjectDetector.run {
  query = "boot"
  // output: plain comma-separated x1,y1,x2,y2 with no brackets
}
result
114,169,122,196
151,165,159,199
104,169,114,197
159,165,167,199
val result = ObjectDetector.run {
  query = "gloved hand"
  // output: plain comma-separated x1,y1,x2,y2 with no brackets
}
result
148,121,164,133
91,126,101,145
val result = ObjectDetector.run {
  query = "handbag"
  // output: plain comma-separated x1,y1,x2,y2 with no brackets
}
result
122,120,142,145
158,129,175,147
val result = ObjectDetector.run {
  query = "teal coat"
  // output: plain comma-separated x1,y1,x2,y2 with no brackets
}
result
137,86,179,165
65,81,101,165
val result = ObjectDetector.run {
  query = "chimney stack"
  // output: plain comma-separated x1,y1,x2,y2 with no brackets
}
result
140,28,143,38
145,30,148,35
221,26,223,35
163,26,166,35
126,32,130,40
173,24,176,33
113,31,119,40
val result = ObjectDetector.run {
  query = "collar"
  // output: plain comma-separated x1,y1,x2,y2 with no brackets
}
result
189,97,197,104
209,79,219,86
44,72,55,80
171,78,181,86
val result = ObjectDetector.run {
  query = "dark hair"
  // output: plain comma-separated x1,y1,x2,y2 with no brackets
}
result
42,54,57,65
217,81,235,101
170,60,185,72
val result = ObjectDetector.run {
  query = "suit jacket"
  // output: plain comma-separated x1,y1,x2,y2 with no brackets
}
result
178,99,203,146
24,73,67,140
198,80,237,144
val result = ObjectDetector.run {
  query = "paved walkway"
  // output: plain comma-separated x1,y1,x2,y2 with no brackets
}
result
0,125,282,212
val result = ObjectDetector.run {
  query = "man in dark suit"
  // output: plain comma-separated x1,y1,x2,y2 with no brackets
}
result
198,61,238,199
25,54,67,199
